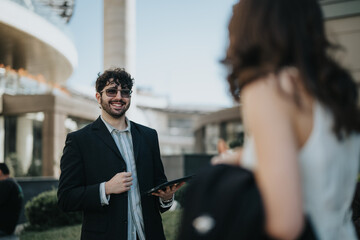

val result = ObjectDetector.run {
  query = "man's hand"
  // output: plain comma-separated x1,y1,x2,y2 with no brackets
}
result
105,172,133,195
152,182,186,201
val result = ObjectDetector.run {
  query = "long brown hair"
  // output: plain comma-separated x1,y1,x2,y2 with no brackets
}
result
223,0,360,138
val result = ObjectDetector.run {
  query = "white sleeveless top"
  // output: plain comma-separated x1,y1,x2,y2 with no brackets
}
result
242,101,360,240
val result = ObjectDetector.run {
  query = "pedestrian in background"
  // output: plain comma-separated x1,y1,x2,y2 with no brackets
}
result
0,163,23,237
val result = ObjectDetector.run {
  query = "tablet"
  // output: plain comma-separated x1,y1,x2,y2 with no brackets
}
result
145,175,194,195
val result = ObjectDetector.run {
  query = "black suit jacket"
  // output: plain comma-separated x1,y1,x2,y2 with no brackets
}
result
57,117,169,240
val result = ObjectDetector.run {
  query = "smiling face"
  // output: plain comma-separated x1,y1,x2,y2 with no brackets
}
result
96,81,131,120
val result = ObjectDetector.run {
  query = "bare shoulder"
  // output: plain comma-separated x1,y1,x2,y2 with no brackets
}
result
241,74,295,116
241,70,313,148
242,68,305,107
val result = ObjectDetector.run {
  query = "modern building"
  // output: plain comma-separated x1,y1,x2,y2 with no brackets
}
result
194,1,360,153
136,87,220,155
0,0,99,178
194,106,243,154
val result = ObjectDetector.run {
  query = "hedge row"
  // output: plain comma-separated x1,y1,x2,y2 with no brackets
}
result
25,185,189,230
25,189,82,230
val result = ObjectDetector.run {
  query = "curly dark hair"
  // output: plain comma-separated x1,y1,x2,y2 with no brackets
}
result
223,0,360,138
95,68,134,93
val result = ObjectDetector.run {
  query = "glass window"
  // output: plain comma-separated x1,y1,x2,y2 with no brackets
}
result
168,117,193,137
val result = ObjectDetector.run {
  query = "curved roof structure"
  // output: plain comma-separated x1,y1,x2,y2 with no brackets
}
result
0,0,77,84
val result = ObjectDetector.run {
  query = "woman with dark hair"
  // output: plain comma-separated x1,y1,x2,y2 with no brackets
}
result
212,0,360,239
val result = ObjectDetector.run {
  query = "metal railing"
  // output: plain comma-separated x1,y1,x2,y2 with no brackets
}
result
5,0,73,39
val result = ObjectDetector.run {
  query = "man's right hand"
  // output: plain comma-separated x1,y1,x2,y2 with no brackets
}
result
105,172,133,195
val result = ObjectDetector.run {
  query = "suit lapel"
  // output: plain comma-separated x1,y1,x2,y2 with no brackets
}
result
130,121,141,164
131,121,147,194
92,117,122,159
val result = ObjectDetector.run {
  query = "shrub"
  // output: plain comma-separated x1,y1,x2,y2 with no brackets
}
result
25,189,82,230
163,210,182,240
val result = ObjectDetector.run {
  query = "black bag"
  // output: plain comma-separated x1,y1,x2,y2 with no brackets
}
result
177,164,266,239
177,164,316,240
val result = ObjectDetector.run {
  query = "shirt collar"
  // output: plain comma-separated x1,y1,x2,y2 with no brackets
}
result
100,115,131,133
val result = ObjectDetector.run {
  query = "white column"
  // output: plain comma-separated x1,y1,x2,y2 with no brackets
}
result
42,111,67,177
103,0,135,73
16,116,33,175
103,0,146,123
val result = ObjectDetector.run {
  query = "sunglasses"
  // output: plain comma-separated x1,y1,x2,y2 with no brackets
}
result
101,88,132,98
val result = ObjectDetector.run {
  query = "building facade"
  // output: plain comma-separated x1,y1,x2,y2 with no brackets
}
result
0,0,99,178
136,87,219,155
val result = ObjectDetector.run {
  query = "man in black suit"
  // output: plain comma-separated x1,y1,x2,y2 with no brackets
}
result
57,68,184,240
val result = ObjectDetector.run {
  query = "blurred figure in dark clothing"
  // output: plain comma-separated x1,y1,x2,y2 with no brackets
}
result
0,163,23,236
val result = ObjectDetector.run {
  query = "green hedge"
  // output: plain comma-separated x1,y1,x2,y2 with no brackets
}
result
162,210,182,240
24,188,184,238
25,189,82,230
21,210,182,240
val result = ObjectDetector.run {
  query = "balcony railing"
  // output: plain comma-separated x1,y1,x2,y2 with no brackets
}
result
6,0,73,38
